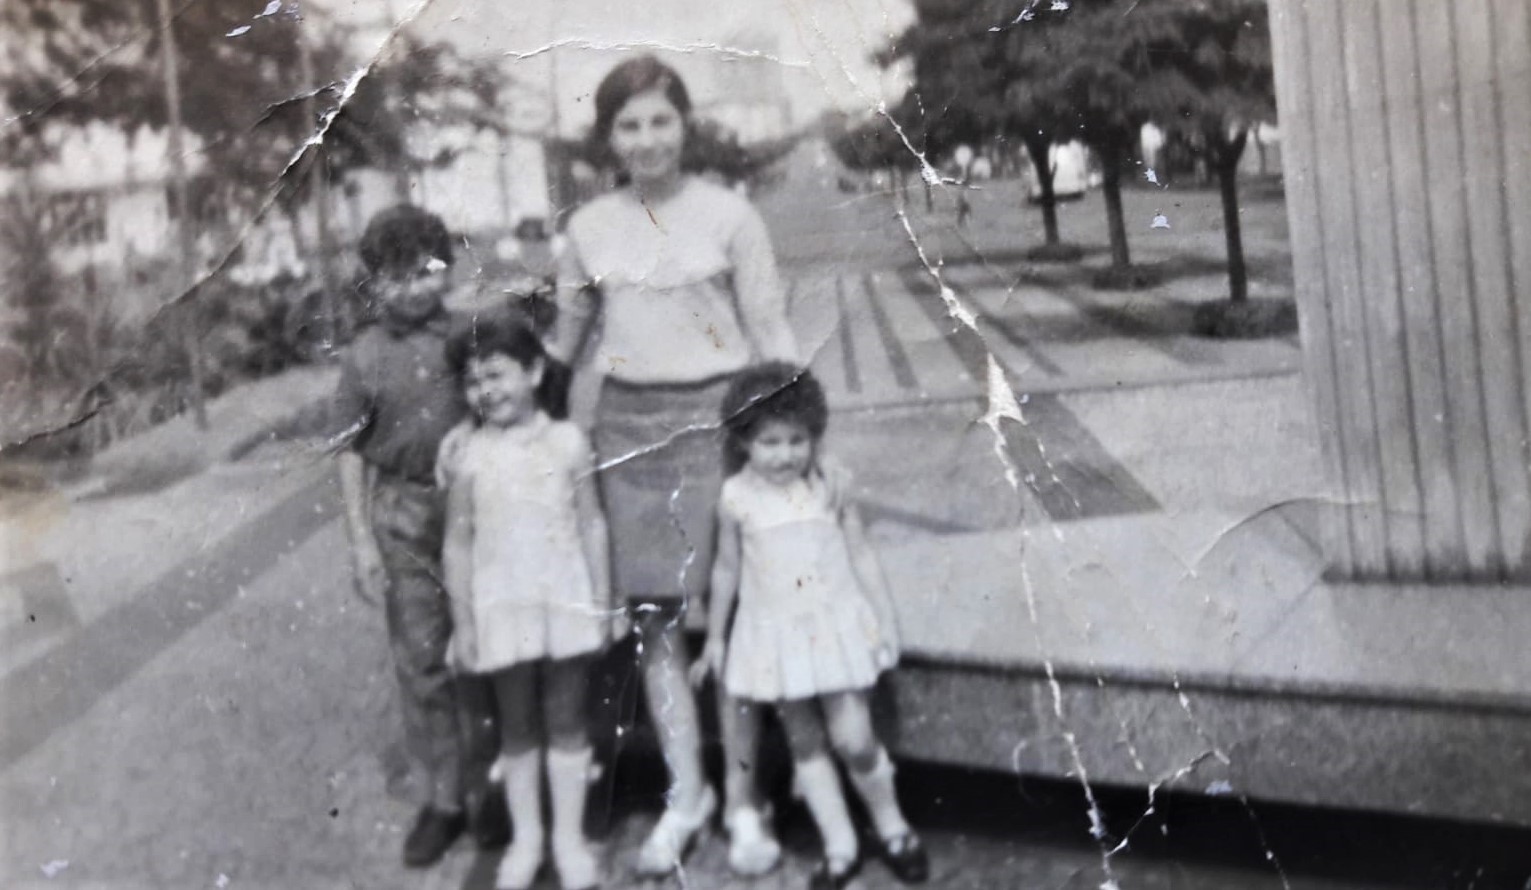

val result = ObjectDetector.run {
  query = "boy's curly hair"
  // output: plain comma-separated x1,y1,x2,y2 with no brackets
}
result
719,362,828,474
358,204,454,273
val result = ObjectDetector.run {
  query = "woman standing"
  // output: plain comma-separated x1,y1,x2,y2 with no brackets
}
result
550,56,799,878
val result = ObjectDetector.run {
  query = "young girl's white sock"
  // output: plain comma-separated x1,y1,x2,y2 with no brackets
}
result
795,754,859,863
547,746,600,890
495,751,544,890
846,745,912,842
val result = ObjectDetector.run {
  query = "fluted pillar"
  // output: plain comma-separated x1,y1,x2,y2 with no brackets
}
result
1270,0,1531,582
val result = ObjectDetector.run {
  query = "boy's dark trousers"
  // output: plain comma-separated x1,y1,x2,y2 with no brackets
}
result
370,474,498,815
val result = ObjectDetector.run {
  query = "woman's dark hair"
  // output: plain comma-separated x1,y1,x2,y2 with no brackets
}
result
444,309,569,420
588,55,693,169
358,204,454,273
720,362,829,475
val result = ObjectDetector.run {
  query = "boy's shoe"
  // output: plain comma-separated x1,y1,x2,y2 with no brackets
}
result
874,832,929,884
634,786,717,877
471,786,511,849
402,806,467,867
807,853,862,890
725,805,782,876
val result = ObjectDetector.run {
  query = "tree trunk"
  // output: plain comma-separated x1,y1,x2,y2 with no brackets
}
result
1024,136,1060,246
1215,130,1250,303
1099,144,1130,270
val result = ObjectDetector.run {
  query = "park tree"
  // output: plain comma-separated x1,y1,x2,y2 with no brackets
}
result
828,98,928,202
878,5,999,213
1,1,508,430
308,36,511,204
994,3,1088,259
1158,0,1276,306
682,119,800,189
2,2,326,199
885,0,1279,301
883,0,1083,257
1039,0,1206,286
2,2,506,226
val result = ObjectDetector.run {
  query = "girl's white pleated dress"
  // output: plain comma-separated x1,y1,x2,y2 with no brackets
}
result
720,469,888,702
439,413,605,673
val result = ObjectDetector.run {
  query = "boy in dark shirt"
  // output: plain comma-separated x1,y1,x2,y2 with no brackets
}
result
327,205,504,866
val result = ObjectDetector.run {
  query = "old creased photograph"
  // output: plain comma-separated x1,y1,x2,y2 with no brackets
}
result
2,0,1529,887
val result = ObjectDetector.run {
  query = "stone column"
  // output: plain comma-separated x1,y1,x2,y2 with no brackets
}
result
1270,0,1531,582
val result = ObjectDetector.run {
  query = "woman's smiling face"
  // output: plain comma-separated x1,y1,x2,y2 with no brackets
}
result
609,87,686,186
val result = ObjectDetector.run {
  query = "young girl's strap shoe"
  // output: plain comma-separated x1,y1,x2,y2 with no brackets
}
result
876,832,930,884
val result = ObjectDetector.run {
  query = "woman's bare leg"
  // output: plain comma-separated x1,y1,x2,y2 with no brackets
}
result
634,612,714,874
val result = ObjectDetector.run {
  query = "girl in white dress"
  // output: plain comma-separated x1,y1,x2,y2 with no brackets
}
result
691,364,930,890
438,312,618,890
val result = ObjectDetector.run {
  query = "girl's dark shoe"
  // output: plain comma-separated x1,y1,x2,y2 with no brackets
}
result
808,853,861,890
402,806,467,867
876,833,929,884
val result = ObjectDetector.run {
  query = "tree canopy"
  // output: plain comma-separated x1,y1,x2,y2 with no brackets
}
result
881,0,1276,277
1,2,506,208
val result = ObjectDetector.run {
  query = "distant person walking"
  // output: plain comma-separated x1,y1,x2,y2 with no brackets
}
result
550,55,799,878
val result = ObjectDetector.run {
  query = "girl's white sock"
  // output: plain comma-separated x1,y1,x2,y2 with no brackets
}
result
496,750,544,890
846,746,912,842
547,746,600,889
795,754,859,862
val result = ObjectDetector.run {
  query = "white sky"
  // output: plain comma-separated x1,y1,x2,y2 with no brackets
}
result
316,0,915,133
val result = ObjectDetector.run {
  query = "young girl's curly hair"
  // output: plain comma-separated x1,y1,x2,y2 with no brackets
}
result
719,362,828,475
445,309,570,420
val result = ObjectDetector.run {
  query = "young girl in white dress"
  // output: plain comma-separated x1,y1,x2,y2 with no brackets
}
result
437,312,618,890
691,364,930,890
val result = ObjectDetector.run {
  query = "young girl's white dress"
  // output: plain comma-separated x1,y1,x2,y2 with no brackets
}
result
437,412,604,673
720,468,888,702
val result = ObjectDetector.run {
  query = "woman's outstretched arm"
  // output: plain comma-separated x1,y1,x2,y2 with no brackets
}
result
730,205,800,365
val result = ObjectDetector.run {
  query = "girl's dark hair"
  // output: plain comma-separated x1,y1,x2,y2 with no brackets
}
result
720,362,828,475
358,204,454,273
444,309,569,420
588,55,693,169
